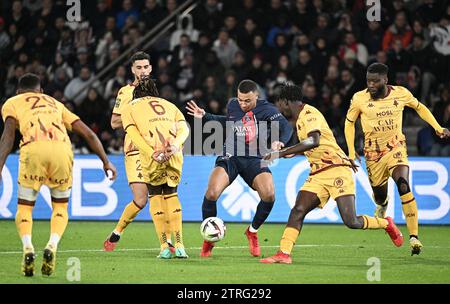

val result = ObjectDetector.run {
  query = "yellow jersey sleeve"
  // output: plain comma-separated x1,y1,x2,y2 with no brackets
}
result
401,87,421,110
112,87,125,115
121,106,135,131
62,105,80,131
346,95,361,123
1,100,17,122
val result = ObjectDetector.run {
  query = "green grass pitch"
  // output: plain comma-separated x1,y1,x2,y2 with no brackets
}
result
0,220,449,284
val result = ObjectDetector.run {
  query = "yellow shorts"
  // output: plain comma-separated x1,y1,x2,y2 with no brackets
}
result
140,152,183,187
300,166,355,208
366,146,409,187
18,141,73,192
124,152,145,184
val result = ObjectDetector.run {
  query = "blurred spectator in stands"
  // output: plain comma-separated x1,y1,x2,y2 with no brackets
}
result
408,34,438,103
104,65,127,101
4,64,25,98
236,17,258,51
429,14,450,82
45,66,70,97
64,66,103,105
212,28,240,69
289,0,316,36
338,68,360,110
47,52,73,81
363,21,384,57
247,33,270,64
116,0,139,30
387,38,412,86
90,0,112,37
266,0,289,30
224,70,238,100
310,13,339,49
247,54,269,88
383,11,413,51
73,47,95,76
196,49,225,87
291,49,315,85
266,13,290,48
203,75,226,108
223,14,239,42
56,26,74,63
193,0,223,36
140,0,167,31
416,0,442,26
170,14,199,51
230,50,248,82
0,17,10,58
6,0,30,36
339,31,368,66
269,33,290,66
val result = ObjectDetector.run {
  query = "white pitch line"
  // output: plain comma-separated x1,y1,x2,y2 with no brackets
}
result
0,244,344,255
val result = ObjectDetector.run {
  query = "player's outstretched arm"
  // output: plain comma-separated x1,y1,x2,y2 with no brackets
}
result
0,117,16,176
264,131,320,162
71,120,117,180
186,100,227,124
414,102,450,139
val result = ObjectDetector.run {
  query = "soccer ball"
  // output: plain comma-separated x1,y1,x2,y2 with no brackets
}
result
200,217,226,243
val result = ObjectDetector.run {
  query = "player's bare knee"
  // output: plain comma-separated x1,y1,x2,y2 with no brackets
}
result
395,177,410,196
133,194,148,208
260,192,275,203
205,187,222,201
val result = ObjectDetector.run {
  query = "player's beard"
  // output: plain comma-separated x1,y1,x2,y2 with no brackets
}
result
370,86,386,100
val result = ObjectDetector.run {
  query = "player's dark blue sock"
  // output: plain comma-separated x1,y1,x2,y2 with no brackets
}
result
251,200,274,230
202,197,217,220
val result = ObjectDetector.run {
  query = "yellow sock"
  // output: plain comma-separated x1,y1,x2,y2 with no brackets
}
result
401,192,419,237
50,202,69,236
280,227,299,255
115,201,142,233
150,195,169,249
162,197,172,243
16,204,34,250
164,193,183,248
361,215,388,229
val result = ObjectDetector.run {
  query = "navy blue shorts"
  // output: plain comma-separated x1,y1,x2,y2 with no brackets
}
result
214,156,271,189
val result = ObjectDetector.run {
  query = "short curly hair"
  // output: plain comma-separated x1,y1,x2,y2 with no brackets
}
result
277,83,303,103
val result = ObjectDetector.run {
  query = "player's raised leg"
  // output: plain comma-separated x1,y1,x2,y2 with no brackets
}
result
260,191,320,264
104,182,147,251
201,166,230,257
372,183,389,218
392,165,422,255
336,195,403,247
16,186,38,276
247,172,275,257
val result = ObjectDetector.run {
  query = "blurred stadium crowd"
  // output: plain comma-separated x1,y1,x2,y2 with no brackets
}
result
0,0,449,155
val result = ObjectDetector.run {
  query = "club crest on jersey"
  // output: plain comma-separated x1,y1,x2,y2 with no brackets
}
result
393,100,399,107
368,103,374,108
334,177,344,187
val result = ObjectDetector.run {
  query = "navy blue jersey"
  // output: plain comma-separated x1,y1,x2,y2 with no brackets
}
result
204,98,293,157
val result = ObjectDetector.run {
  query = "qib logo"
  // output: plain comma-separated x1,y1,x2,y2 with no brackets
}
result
67,0,81,22
366,0,381,22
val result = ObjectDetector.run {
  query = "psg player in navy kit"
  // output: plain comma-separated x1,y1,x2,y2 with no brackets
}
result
186,80,293,258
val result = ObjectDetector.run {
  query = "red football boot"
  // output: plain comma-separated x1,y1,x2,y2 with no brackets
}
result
385,216,404,247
